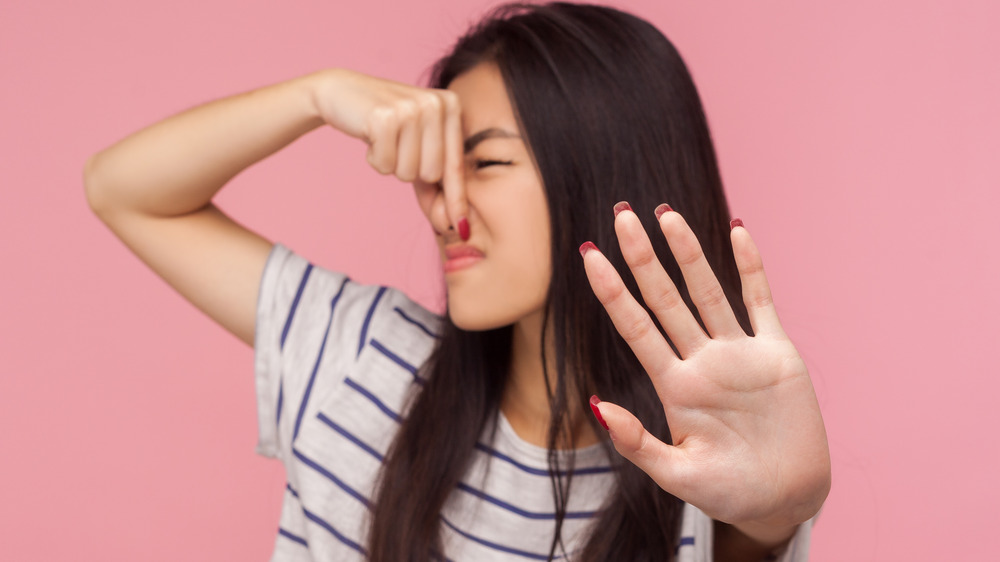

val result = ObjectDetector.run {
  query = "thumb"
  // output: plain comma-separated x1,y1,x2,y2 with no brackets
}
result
590,396,687,495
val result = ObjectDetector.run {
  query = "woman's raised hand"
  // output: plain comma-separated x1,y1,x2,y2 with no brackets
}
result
313,69,468,236
582,204,830,543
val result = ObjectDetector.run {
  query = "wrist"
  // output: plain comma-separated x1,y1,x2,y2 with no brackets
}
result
728,519,799,548
714,520,799,562
305,67,371,138
302,68,344,128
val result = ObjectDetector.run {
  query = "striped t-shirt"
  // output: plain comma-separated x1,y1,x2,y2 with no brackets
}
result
254,244,812,561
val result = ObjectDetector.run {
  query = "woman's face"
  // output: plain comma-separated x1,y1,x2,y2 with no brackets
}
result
414,62,551,331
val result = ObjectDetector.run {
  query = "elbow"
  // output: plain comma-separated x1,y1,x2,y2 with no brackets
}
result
83,152,112,220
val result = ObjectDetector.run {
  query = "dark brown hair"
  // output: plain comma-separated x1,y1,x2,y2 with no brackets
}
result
368,3,748,560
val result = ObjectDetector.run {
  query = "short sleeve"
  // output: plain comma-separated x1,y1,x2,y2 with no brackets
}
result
253,244,391,461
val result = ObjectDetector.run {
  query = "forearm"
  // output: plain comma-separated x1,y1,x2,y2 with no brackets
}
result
84,69,335,219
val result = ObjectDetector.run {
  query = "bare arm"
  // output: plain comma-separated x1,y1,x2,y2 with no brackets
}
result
85,69,464,345
85,72,330,344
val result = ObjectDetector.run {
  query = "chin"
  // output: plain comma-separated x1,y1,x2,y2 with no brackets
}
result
447,308,513,332
446,298,523,332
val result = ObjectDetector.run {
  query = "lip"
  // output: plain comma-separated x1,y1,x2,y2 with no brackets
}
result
443,244,484,273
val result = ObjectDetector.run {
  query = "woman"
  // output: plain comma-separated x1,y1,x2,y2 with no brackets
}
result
84,2,830,560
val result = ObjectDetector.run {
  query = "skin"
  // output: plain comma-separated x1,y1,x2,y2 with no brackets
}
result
84,60,829,560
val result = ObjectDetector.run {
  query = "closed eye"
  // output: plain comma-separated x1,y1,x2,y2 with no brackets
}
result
474,159,513,170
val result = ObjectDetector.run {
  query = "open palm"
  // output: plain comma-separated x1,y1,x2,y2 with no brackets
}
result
582,204,830,530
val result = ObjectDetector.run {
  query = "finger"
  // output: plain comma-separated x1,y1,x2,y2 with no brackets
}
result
614,204,707,357
417,93,445,183
439,90,468,240
591,398,688,498
658,209,743,338
393,101,421,182
581,243,678,379
731,220,785,338
365,106,399,175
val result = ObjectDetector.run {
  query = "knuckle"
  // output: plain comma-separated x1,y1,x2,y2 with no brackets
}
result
395,99,419,120
738,258,765,277
629,247,659,270
396,160,418,182
647,286,686,313
633,428,658,465
746,291,774,310
618,314,652,343
598,279,628,306
696,284,728,309
674,246,702,267
419,164,442,184
366,108,397,141
366,148,392,175
368,105,396,127
440,90,461,114
418,92,443,114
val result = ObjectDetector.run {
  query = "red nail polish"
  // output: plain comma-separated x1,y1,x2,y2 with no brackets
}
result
579,241,598,257
654,203,673,220
590,395,609,430
730,218,744,230
613,201,632,216
458,217,470,241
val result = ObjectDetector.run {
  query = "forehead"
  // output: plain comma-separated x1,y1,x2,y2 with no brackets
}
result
447,62,520,135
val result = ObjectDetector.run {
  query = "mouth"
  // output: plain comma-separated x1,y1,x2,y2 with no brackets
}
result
443,244,484,273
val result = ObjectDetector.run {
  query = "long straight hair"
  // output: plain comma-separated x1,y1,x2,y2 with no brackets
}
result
368,4,750,560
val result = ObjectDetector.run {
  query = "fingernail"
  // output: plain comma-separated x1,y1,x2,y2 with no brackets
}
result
654,203,673,220
730,218,744,230
613,201,632,216
590,395,609,431
458,217,470,241
579,241,598,257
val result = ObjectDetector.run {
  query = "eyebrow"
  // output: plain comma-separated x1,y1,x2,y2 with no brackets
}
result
463,128,521,154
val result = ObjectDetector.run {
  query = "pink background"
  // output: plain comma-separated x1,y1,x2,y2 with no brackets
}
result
1,0,997,559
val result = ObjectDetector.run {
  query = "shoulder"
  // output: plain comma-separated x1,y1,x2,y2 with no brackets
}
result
256,243,442,364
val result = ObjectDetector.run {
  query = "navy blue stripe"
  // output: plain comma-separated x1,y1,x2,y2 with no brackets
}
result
394,306,440,338
474,443,613,476
358,287,387,358
440,516,560,560
344,377,402,422
276,380,284,426
280,263,314,350
456,482,597,520
292,447,371,508
292,278,349,440
316,412,384,462
674,535,695,554
302,506,367,555
370,338,424,383
278,527,308,547
285,483,299,498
